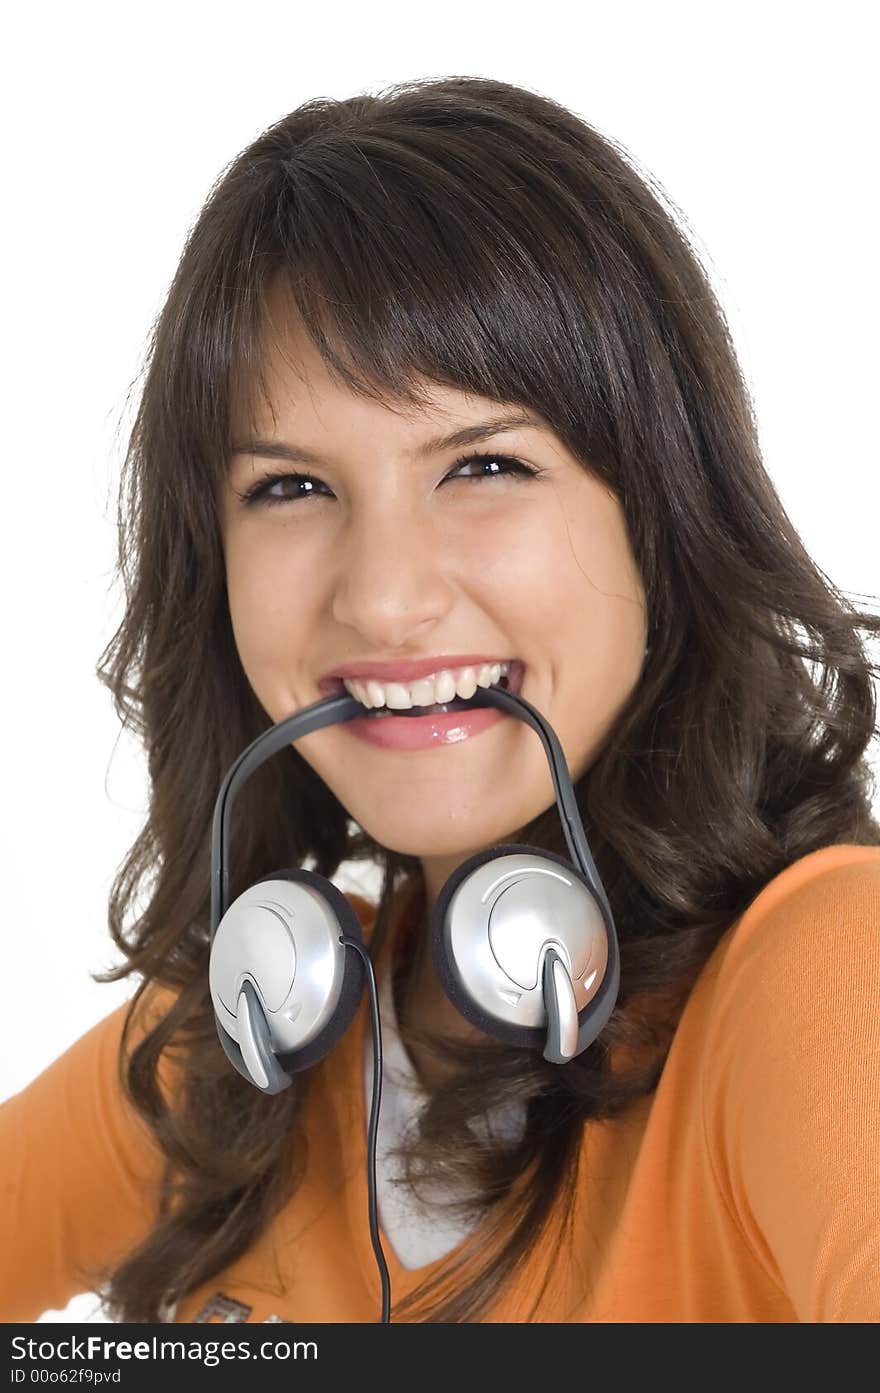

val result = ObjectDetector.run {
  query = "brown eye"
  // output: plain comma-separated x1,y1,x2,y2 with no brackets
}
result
237,472,330,507
446,452,536,482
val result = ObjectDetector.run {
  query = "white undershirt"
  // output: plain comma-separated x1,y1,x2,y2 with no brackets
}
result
363,952,527,1269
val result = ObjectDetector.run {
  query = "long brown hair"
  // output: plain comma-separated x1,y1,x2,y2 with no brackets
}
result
90,75,880,1322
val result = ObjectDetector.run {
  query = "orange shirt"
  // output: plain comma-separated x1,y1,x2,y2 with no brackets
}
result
2,842,878,1323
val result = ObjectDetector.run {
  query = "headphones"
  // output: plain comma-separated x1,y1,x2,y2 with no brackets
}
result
208,681,621,1321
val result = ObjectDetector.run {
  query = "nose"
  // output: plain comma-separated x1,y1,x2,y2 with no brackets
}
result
330,503,454,648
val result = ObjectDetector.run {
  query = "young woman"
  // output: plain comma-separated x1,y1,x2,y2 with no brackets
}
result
3,74,879,1325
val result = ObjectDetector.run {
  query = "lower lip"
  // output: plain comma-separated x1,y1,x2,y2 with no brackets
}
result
343,703,510,750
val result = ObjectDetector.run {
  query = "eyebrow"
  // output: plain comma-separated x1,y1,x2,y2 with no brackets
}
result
230,410,542,466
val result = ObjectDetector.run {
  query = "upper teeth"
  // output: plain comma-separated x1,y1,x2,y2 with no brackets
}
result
344,661,510,709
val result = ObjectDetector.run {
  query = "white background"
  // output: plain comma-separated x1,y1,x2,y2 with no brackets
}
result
1,0,877,1322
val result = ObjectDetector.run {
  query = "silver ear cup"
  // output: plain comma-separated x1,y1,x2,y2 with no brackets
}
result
435,851,609,1037
209,878,350,1060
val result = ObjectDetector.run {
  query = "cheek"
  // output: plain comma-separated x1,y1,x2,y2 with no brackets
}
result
488,488,646,700
552,503,647,728
224,531,314,673
467,503,605,649
458,506,563,612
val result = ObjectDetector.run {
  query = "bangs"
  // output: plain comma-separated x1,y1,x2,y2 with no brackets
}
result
226,125,607,455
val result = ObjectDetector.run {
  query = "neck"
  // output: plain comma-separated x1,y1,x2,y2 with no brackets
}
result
393,872,482,1092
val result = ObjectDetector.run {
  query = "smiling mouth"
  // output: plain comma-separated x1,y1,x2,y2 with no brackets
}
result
325,662,521,719
365,670,512,718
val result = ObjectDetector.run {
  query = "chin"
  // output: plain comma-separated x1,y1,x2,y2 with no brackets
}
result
354,809,518,861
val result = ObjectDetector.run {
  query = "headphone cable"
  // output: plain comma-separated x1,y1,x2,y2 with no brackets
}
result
342,936,392,1324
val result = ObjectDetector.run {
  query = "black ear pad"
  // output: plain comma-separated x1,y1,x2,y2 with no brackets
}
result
429,843,608,1050
245,867,368,1075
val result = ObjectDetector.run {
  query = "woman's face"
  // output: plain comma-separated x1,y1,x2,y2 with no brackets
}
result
220,306,648,902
